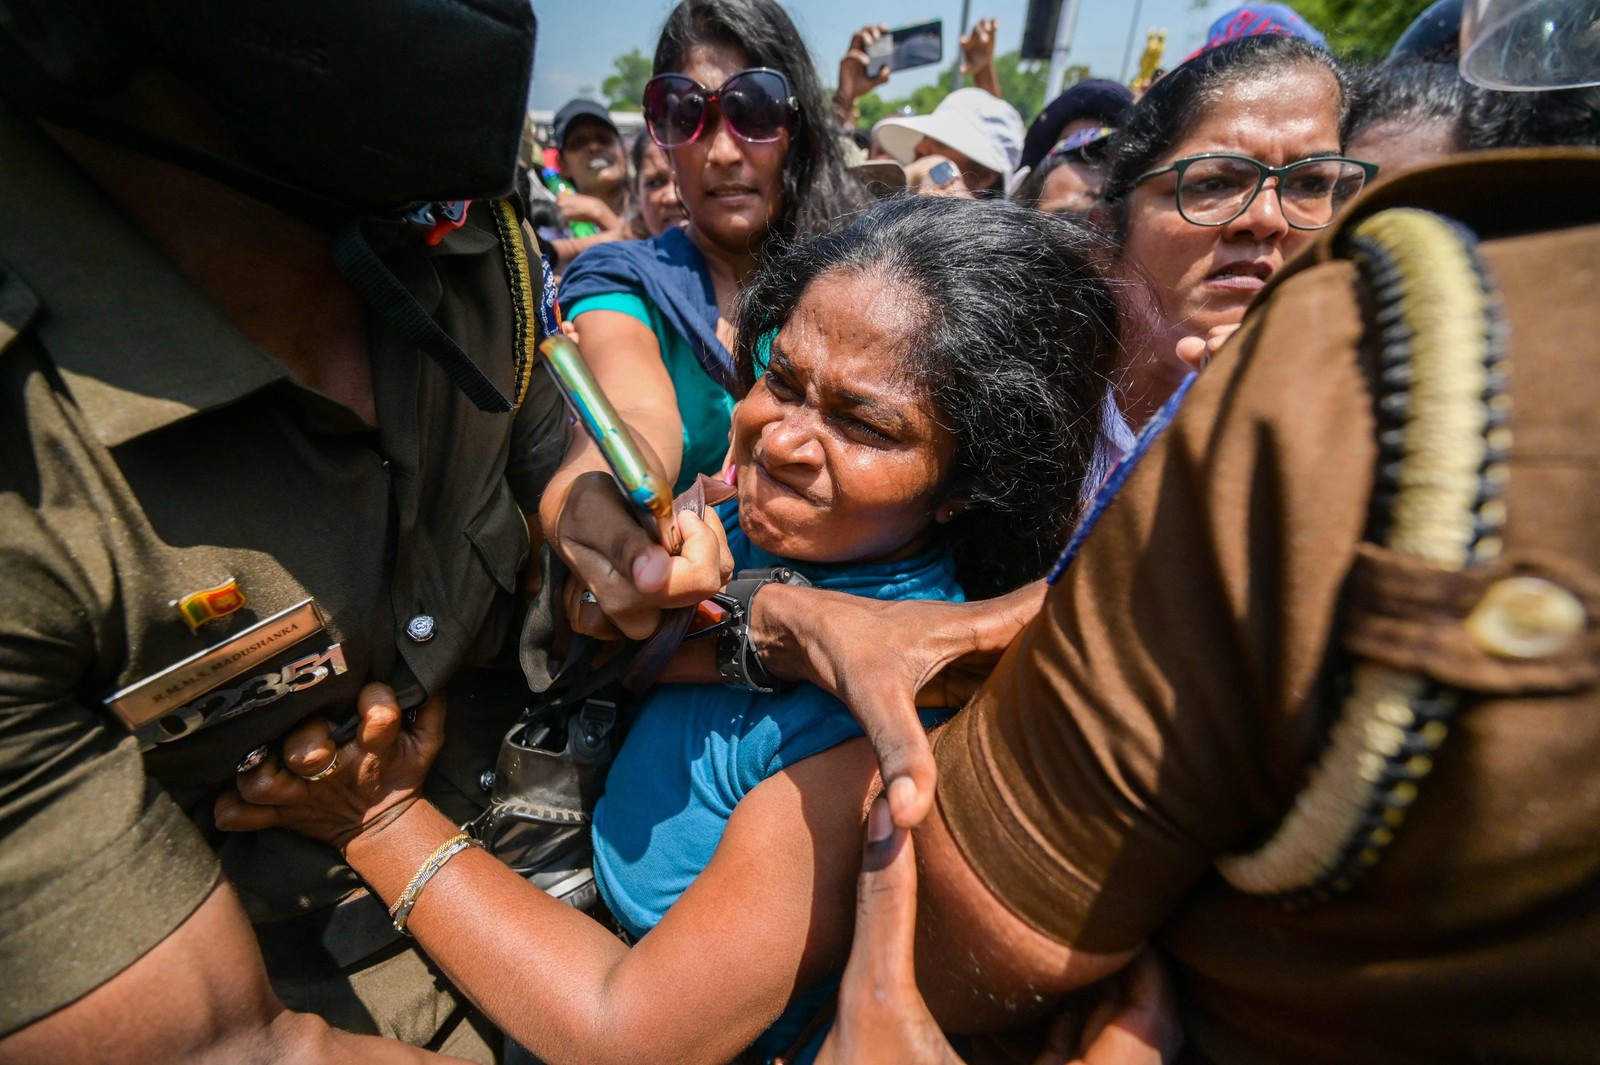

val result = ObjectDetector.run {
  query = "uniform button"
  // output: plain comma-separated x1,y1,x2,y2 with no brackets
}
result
406,614,437,643
1466,577,1586,659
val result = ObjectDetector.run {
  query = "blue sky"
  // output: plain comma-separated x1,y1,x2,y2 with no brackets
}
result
530,0,1222,112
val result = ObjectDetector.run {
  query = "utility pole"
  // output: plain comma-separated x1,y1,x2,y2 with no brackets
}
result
1120,0,1148,84
950,0,973,91
1044,0,1083,99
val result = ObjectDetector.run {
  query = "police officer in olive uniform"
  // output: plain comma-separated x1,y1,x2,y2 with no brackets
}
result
0,3,566,1061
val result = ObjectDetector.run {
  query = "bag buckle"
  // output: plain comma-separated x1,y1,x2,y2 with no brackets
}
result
570,698,617,764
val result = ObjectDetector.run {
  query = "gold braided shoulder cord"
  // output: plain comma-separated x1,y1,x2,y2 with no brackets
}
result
491,199,539,411
1217,208,1510,902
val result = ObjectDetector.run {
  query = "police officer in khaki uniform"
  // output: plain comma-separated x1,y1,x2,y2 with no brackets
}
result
0,3,566,1061
786,6,1600,1063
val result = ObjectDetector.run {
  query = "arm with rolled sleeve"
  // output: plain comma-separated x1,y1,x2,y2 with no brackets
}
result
912,263,1378,1028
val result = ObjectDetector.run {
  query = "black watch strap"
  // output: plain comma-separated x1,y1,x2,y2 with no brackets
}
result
714,566,811,693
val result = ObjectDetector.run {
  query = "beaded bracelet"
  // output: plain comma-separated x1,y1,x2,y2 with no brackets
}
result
388,832,484,935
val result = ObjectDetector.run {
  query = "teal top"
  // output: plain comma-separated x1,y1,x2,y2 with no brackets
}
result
567,291,737,494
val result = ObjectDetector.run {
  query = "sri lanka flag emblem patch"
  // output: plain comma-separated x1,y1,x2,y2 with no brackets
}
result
177,578,246,630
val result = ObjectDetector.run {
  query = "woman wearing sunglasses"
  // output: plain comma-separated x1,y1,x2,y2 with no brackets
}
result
549,0,867,623
1098,35,1377,430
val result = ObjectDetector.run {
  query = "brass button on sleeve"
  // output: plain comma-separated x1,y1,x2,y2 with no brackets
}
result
1465,577,1587,659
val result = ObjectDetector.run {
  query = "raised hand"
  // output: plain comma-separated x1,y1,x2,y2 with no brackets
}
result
960,19,998,78
960,19,1001,96
835,24,892,124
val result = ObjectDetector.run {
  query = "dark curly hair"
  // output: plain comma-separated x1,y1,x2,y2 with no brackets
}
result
1099,35,1353,243
653,0,867,243
730,196,1121,595
1458,82,1600,150
1345,58,1467,145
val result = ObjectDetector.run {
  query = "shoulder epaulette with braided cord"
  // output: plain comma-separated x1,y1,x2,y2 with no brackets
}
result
1217,208,1510,904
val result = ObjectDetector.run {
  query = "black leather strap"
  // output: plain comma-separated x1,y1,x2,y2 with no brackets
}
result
714,566,812,693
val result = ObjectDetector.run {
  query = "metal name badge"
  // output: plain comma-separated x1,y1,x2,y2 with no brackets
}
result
134,642,349,750
106,599,327,734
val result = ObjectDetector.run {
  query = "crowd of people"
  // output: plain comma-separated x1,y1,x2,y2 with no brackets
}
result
0,1,1597,1064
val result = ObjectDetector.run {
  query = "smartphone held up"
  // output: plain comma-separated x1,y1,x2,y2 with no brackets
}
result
865,19,943,80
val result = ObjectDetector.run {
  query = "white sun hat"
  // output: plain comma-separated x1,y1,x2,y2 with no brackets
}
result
872,88,1025,179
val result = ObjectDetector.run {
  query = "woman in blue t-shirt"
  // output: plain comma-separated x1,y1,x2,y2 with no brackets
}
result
218,195,1122,1064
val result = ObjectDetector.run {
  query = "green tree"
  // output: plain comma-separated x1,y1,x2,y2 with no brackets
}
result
848,55,1089,131
853,84,954,130
1190,0,1438,62
993,54,1091,123
855,91,896,129
602,48,652,111
905,83,952,115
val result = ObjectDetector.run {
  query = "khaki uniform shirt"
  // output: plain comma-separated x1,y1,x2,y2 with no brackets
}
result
0,112,568,1040
939,150,1600,1064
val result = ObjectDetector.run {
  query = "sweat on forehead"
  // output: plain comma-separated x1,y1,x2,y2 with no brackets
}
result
1196,60,1339,115
780,269,930,373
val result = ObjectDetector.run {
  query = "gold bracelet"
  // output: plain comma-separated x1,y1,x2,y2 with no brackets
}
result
388,832,484,935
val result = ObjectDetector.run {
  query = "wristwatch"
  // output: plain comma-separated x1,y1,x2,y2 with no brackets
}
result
713,566,812,693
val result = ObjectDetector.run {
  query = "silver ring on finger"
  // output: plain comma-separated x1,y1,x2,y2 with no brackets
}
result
236,744,273,774
579,590,599,605
298,751,341,783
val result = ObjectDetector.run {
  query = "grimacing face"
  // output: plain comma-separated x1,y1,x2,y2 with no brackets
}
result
733,269,960,566
1120,64,1343,356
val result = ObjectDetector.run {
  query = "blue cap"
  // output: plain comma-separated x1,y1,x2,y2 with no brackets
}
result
1050,126,1115,157
1199,4,1327,54
1019,79,1134,171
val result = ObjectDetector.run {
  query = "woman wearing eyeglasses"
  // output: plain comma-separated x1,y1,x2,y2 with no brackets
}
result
1098,35,1378,429
546,1,868,643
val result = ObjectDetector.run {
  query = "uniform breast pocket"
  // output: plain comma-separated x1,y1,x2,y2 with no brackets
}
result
465,481,530,595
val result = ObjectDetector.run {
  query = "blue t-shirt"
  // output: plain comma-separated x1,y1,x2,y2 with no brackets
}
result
592,506,963,1062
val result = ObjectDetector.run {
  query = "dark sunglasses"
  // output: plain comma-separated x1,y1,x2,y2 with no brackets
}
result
643,67,796,149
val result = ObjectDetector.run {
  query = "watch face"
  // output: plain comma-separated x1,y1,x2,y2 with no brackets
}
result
929,160,958,186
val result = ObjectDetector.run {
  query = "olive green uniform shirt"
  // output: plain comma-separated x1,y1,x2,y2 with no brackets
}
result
0,112,568,1040
940,150,1600,1064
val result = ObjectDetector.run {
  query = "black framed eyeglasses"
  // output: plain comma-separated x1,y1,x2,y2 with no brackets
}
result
643,68,796,149
1132,153,1380,230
